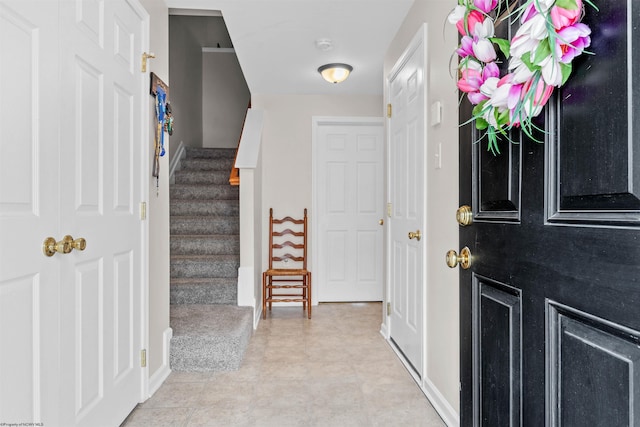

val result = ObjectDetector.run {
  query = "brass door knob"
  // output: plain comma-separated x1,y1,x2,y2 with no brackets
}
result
379,219,384,226
71,237,87,251
43,236,72,257
43,235,87,257
456,205,473,226
446,247,472,269
408,230,421,241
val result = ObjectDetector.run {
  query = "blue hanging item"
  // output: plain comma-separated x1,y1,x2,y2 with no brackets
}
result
155,85,167,157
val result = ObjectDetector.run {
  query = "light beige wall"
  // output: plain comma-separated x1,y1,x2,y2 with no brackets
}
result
251,94,382,274
384,0,461,418
202,52,250,148
140,0,170,378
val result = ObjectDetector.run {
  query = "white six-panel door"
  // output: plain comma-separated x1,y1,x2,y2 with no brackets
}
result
0,0,148,425
57,1,147,425
314,118,385,302
388,27,427,376
0,0,61,423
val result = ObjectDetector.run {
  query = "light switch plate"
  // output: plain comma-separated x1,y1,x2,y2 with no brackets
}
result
431,101,442,126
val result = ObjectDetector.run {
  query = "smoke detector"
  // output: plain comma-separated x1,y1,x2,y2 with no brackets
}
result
315,38,334,51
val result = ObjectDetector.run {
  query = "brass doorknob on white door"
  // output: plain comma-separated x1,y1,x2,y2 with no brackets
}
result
43,235,87,257
408,230,421,241
43,235,72,257
71,237,87,251
446,247,472,269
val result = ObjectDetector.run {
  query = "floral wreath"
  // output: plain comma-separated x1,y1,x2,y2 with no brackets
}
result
448,0,594,154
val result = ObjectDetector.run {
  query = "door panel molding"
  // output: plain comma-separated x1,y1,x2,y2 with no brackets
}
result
472,129,522,223
473,274,522,426
547,301,640,426
545,0,640,227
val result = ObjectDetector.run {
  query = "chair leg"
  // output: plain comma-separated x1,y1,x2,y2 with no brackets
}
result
307,272,312,319
262,272,267,319
302,276,306,312
268,276,272,311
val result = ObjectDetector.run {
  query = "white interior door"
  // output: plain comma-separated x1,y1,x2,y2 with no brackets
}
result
0,0,61,423
387,27,426,376
0,0,148,425
314,117,384,302
57,0,147,425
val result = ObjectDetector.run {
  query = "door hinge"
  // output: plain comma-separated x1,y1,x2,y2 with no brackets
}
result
387,103,392,118
387,302,391,316
140,349,147,367
140,202,147,220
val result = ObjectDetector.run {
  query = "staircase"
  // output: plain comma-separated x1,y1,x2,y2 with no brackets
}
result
169,147,252,371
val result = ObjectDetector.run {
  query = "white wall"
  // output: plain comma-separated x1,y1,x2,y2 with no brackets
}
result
251,94,382,276
384,0,461,420
140,0,170,380
202,52,250,148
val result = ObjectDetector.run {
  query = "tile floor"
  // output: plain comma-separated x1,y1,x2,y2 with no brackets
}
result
121,302,446,427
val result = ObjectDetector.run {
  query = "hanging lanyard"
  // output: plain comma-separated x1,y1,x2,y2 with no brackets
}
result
155,86,166,157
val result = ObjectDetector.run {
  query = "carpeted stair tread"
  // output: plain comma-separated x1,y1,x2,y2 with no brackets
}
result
170,304,252,371
170,255,239,278
170,278,237,305
174,170,229,185
170,184,239,200
171,235,239,255
171,254,240,261
170,199,239,216
171,277,235,286
180,158,234,171
185,147,237,159
170,216,239,235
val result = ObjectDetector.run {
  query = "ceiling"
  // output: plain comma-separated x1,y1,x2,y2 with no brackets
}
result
166,0,415,95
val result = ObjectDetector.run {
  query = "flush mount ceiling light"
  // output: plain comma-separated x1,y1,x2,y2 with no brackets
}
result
317,63,353,84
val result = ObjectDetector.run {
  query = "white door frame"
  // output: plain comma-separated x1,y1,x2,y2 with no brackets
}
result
311,116,385,305
135,0,151,404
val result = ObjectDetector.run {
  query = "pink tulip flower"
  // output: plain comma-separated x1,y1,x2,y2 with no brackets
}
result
550,0,582,29
456,10,485,36
473,0,498,13
457,36,474,58
556,23,591,63
457,62,499,104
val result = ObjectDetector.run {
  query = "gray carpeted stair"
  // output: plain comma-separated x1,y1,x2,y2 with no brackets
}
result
169,147,252,372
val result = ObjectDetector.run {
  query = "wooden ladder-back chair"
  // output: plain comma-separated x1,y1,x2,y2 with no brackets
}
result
262,208,311,319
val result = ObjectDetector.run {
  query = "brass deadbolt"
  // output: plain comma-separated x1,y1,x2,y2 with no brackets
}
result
456,205,473,226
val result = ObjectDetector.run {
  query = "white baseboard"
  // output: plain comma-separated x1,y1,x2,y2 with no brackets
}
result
422,376,460,427
147,327,172,399
237,266,254,307
254,305,262,329
237,266,260,329
380,322,389,339
387,338,459,427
